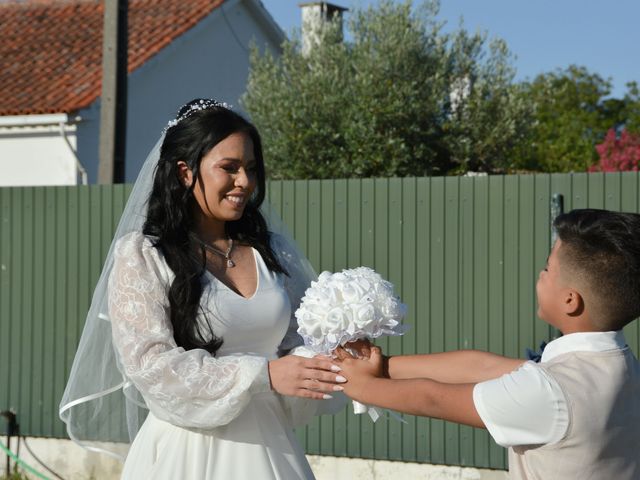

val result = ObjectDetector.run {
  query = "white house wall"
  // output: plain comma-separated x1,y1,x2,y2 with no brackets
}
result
123,0,283,181
0,1,283,186
0,125,78,186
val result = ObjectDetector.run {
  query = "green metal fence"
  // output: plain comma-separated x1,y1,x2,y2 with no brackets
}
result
1,172,639,470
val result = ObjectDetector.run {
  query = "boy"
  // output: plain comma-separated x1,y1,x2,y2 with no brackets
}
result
337,209,640,479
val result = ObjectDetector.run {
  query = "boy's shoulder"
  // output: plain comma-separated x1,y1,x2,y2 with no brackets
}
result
538,347,640,392
543,345,636,364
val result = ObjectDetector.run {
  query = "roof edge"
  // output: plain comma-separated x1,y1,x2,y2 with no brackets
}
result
0,113,83,127
243,0,287,48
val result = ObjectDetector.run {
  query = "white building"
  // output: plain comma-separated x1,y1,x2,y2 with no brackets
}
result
0,0,284,186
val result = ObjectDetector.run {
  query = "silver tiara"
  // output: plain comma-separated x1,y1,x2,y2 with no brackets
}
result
164,99,233,132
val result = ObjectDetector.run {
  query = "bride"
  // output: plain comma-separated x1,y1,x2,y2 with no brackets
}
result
59,99,346,479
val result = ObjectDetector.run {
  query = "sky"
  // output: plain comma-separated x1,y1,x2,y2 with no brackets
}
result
260,0,639,99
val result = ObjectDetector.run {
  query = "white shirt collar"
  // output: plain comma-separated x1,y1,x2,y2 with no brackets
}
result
541,330,627,363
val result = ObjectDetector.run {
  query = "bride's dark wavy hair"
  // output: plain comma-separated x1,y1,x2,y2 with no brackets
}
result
143,99,286,355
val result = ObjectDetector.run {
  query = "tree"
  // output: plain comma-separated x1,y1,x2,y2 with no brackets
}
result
443,32,533,173
512,66,630,173
589,129,640,172
243,0,532,179
620,81,640,134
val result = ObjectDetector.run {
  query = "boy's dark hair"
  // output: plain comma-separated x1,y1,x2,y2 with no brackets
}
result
554,208,640,330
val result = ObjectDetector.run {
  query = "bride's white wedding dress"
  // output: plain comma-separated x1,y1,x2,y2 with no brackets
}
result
109,232,331,479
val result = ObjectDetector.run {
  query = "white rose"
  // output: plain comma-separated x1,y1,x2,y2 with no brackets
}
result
374,281,393,297
352,303,376,330
318,271,332,283
321,307,351,335
296,303,326,336
341,283,361,302
353,275,371,291
296,311,324,339
331,272,349,284
311,288,332,303
382,297,406,318
316,283,337,305
354,266,374,277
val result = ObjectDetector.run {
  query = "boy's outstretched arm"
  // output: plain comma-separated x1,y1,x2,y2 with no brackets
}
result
387,350,524,383
336,346,485,428
347,340,524,384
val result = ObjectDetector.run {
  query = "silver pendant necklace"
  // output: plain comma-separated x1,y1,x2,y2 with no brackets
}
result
192,235,235,268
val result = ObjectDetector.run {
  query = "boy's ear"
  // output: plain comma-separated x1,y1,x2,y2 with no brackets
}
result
177,161,193,188
563,288,584,316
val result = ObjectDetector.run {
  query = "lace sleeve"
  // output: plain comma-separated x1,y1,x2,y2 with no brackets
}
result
108,232,271,430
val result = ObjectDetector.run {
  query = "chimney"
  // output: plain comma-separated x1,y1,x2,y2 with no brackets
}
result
299,2,348,56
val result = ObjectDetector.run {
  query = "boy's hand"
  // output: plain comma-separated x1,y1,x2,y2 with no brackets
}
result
343,338,373,358
334,345,384,400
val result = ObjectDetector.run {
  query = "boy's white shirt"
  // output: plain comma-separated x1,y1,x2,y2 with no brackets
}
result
472,330,627,448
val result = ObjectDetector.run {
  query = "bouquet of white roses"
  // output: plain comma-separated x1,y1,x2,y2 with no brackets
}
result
295,267,408,417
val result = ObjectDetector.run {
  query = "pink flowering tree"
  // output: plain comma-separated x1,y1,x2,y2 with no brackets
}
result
589,128,640,172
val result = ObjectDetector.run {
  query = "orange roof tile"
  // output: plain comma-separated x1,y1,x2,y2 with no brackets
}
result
0,0,225,116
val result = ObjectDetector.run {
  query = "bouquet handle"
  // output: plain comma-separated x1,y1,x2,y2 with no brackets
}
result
352,401,407,424
343,345,382,421
352,400,380,421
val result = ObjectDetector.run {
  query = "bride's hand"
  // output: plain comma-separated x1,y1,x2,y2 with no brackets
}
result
268,355,346,400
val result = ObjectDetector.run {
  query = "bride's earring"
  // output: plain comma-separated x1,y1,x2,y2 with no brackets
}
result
177,161,193,188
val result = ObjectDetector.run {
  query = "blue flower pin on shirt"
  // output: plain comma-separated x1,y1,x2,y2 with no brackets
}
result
525,341,548,363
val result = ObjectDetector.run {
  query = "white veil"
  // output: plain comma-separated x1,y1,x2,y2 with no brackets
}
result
59,119,319,460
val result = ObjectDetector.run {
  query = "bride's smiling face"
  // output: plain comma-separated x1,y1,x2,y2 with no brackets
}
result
179,131,257,225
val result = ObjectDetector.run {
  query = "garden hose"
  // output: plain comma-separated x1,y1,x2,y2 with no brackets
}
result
0,439,50,480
